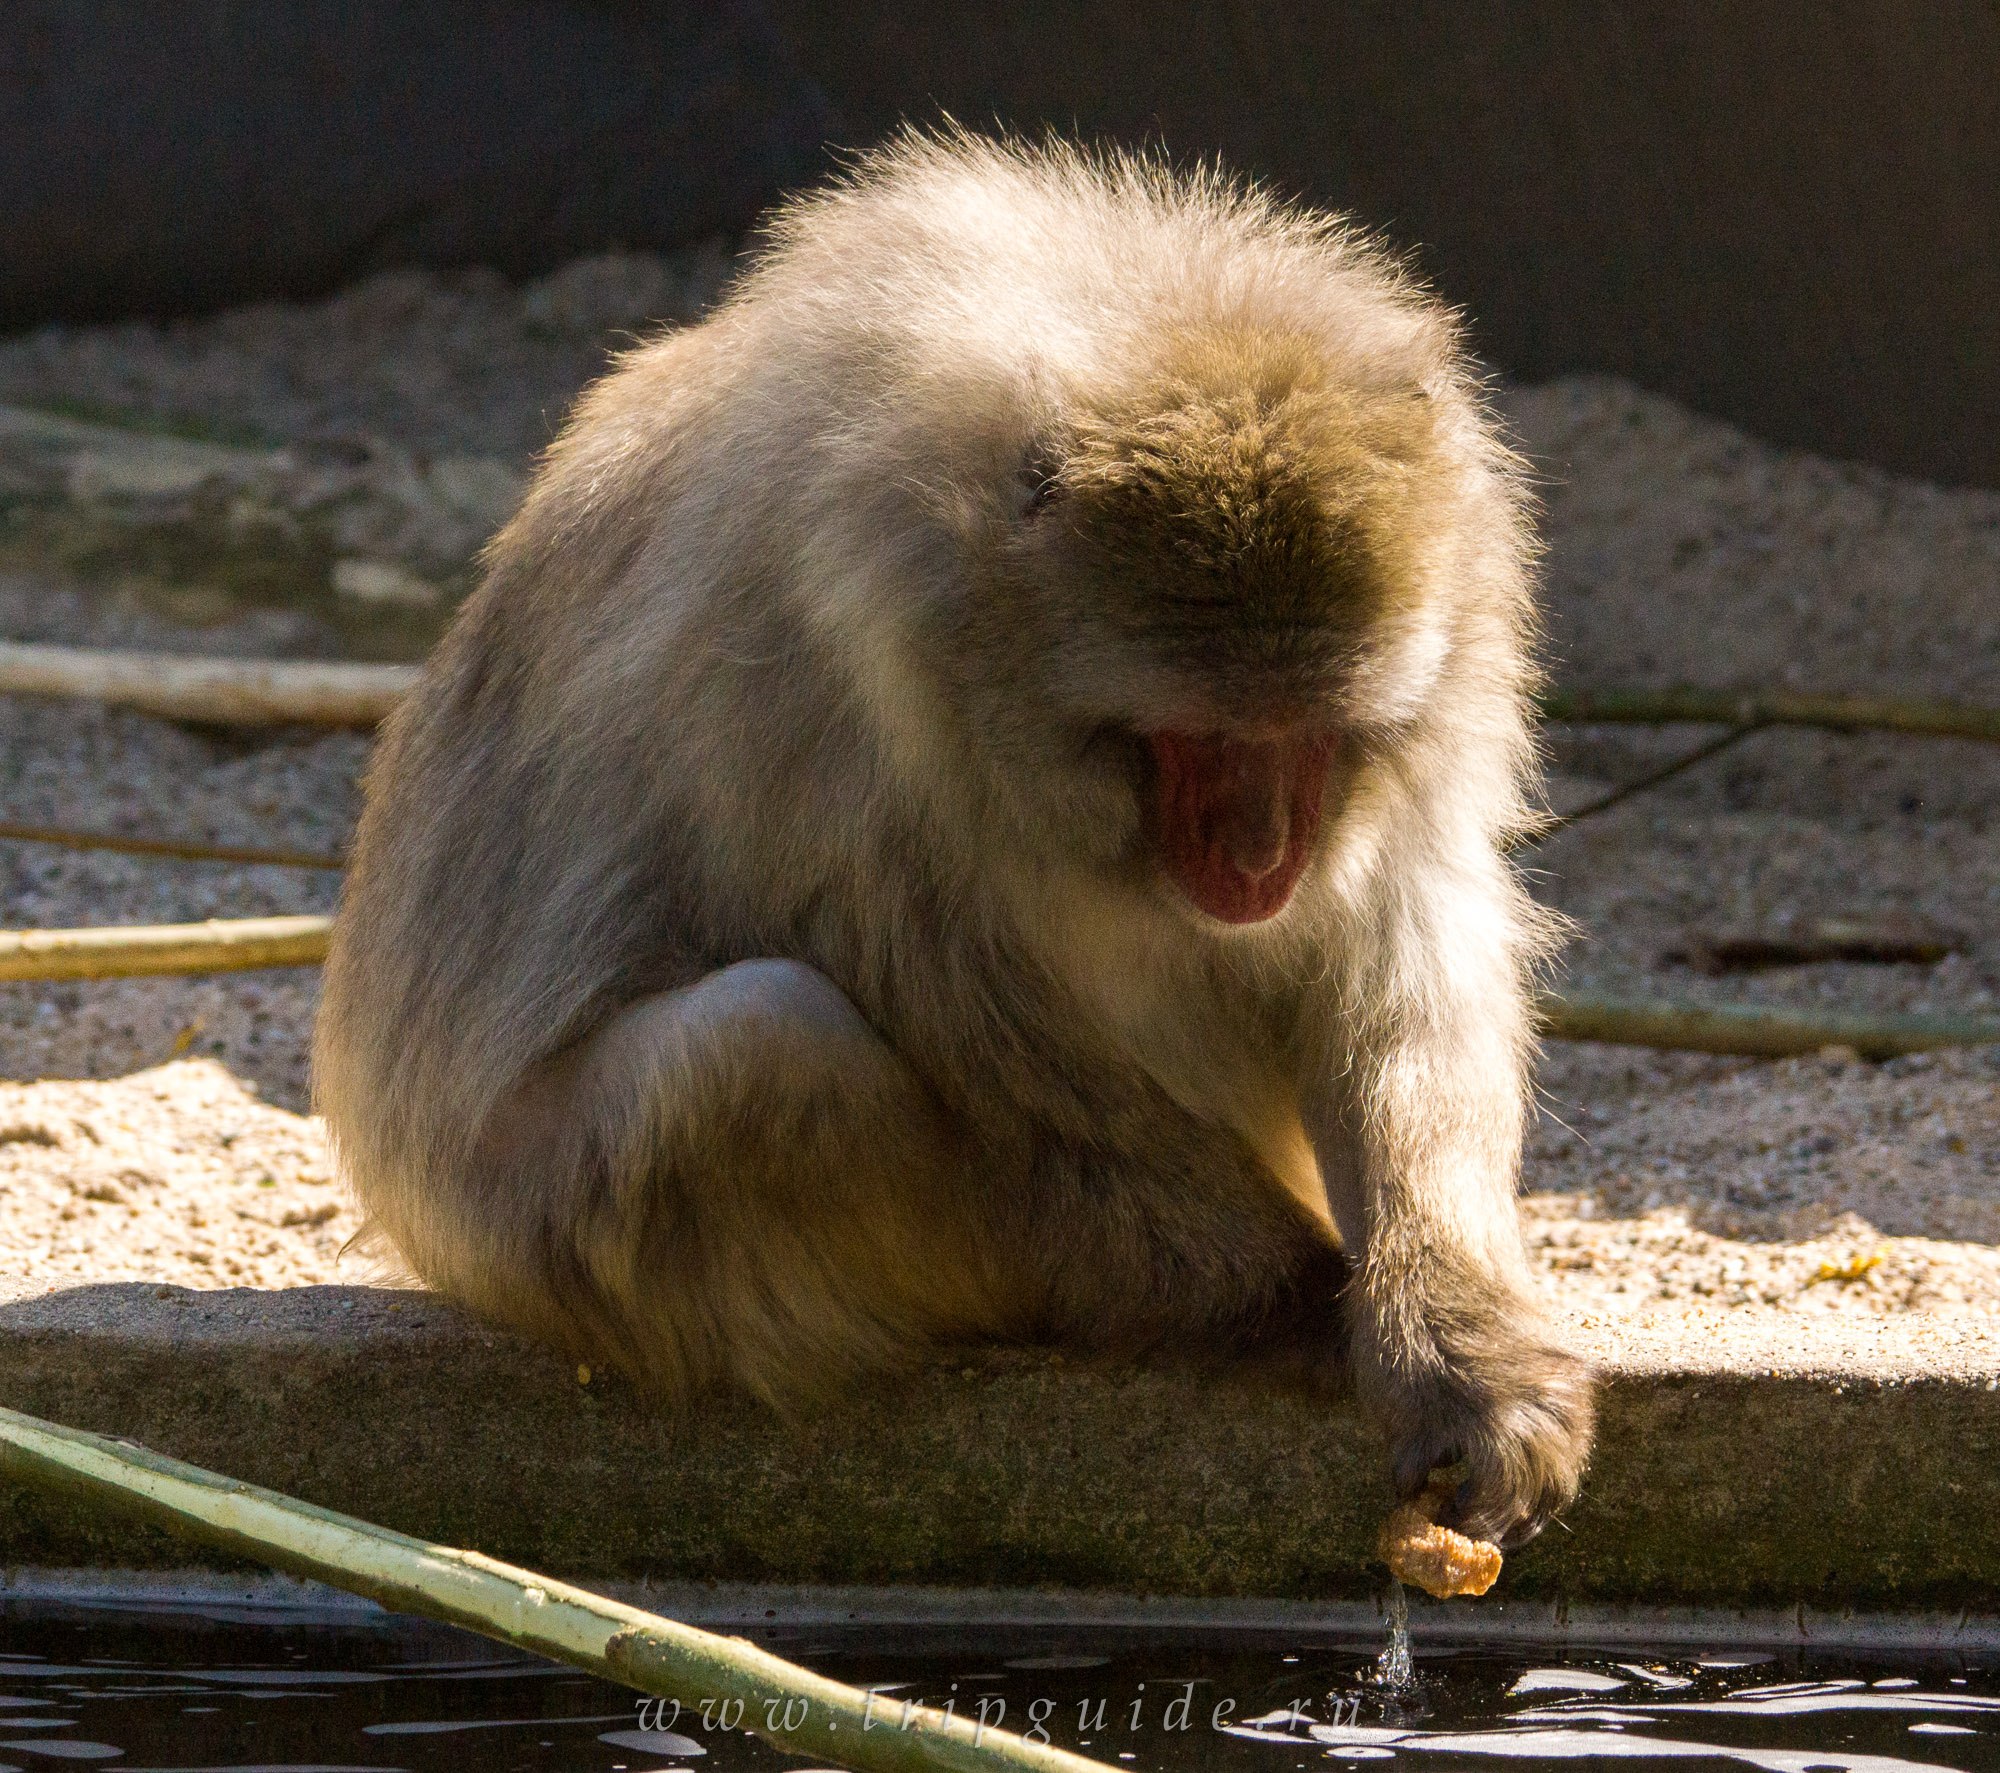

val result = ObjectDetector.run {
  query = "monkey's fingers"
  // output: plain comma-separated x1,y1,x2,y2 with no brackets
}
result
1447,1349,1597,1551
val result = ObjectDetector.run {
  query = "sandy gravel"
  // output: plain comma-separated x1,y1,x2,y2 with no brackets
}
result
0,258,1994,1335
0,1059,360,1293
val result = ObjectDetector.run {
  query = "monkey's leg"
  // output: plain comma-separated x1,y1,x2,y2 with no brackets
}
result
1306,908,1595,1548
457,959,1011,1405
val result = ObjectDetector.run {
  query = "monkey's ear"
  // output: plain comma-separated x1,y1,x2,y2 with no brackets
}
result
1016,436,1068,517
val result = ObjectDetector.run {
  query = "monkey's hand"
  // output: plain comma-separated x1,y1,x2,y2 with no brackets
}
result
1352,1275,1595,1554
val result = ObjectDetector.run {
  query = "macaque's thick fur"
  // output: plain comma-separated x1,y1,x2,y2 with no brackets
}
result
316,131,1594,1544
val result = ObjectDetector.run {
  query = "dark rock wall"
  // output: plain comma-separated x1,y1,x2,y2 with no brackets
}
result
766,0,2000,489
0,2,833,323
6,2,1996,486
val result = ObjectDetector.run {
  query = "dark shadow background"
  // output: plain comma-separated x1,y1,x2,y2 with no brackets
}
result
5,0,1996,485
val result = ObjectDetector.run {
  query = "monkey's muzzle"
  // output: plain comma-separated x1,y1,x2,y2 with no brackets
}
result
1147,729,1335,924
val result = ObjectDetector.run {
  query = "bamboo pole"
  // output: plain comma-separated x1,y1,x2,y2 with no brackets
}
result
0,1404,1112,1773
1539,686,2000,743
1537,992,2000,1060
1,914,1996,1062
0,642,416,727
2,639,1993,744
0,914,332,981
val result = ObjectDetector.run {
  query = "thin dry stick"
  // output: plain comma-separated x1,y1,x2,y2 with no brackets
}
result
1525,723,1762,844
1537,992,2000,1060
0,818,346,870
0,641,416,727
0,914,332,982
0,1404,1112,1773
1540,686,2000,743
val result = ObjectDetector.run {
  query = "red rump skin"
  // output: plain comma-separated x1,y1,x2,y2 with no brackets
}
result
1147,729,1337,923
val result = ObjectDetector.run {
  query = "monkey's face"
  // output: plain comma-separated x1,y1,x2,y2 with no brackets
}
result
976,344,1455,928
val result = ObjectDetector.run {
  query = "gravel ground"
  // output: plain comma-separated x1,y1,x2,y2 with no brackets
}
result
0,259,1994,1328
1502,374,2000,1322
0,246,735,462
0,572,360,1111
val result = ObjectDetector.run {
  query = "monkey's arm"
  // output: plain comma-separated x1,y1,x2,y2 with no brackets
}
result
1303,865,1594,1549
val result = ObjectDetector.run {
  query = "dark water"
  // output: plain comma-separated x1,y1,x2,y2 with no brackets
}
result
1,1598,1996,1771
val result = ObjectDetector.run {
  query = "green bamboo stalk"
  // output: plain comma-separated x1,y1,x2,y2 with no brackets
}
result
1539,686,2000,743
0,914,333,981
1538,992,2000,1059
0,1404,1111,1773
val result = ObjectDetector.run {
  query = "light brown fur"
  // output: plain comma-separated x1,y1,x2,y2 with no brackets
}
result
314,131,1593,1546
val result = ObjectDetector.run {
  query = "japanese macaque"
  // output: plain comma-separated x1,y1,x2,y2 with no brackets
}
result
314,130,1593,1547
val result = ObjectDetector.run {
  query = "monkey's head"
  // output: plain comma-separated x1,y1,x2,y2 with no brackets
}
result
760,141,1523,931
937,327,1471,929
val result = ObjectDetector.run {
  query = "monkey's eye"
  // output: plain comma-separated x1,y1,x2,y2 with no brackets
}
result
1022,475,1062,516
1017,441,1066,517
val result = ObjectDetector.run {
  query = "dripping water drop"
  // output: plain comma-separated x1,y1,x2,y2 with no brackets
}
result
1373,1577,1413,1691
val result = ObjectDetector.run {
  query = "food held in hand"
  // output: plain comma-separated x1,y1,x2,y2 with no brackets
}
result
1379,1478,1504,1599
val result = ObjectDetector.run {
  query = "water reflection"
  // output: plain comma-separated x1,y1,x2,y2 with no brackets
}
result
0,1600,1992,1770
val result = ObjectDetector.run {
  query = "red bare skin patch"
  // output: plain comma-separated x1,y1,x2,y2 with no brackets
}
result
1147,729,1336,923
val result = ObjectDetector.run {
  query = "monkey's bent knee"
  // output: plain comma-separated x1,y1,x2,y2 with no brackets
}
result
582,957,934,1159
581,960,891,1104
666,958,877,1045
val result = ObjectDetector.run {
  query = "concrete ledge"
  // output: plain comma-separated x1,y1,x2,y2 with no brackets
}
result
9,1569,2000,1655
3,1286,1998,1612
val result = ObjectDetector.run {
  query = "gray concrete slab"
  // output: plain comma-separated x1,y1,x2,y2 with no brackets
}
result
9,1568,2000,1654
3,1284,1997,1613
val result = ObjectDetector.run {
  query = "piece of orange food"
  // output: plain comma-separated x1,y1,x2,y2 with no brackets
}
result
1378,1478,1503,1599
